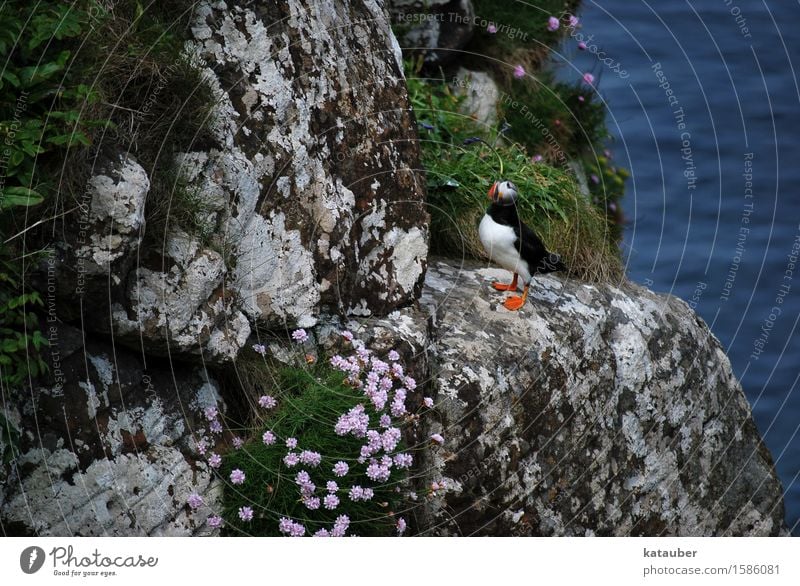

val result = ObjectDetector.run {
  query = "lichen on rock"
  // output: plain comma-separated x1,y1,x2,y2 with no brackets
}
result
415,259,786,536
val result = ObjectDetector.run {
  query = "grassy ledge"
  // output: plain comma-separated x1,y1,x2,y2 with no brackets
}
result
407,61,623,282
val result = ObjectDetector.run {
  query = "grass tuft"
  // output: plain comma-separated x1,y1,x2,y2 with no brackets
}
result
408,69,623,282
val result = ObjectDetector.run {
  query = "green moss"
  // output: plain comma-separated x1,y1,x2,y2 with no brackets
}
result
220,358,414,537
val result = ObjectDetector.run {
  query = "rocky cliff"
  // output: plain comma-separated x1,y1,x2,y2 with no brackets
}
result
417,260,786,536
0,0,787,536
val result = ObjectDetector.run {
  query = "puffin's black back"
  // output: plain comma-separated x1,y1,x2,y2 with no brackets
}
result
486,202,566,274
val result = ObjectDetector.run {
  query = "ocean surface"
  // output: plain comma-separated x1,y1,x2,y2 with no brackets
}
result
556,0,800,534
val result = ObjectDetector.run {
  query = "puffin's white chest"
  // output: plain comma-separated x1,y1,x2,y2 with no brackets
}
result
479,213,532,281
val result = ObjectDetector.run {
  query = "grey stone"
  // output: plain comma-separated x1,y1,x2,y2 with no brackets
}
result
414,259,786,536
452,67,500,128
0,323,226,536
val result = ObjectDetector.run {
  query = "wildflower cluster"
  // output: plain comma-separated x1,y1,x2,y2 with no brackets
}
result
213,329,437,537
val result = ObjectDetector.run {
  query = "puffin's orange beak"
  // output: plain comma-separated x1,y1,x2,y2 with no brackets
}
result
487,182,498,201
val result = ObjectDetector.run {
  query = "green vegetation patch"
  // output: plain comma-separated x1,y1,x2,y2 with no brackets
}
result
213,334,427,537
408,68,622,282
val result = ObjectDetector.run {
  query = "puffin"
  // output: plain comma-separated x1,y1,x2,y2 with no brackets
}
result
478,180,566,310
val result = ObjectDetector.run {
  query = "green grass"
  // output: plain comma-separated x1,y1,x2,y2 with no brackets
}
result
500,70,607,160
220,361,413,537
454,1,627,241
408,68,622,282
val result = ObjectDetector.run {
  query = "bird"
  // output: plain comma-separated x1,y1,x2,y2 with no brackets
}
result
478,179,566,310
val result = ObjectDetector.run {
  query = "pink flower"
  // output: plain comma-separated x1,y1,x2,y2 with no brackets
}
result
430,433,445,445
513,65,526,79
286,437,298,449
379,414,391,427
314,528,330,537
208,515,223,529
278,517,306,537
578,95,585,102
204,407,218,421
578,41,587,51
423,397,434,408
230,469,246,484
335,404,369,437
332,461,349,477
238,506,254,521
326,480,338,493
349,485,374,501
291,329,308,343
303,496,321,510
388,349,400,361
299,450,322,467
583,72,595,85
187,493,203,510
404,376,416,390
382,427,402,452
323,494,340,510
331,515,350,537
394,453,413,468
232,436,244,449
209,419,223,435
532,155,543,163
262,430,276,445
547,16,560,31
208,453,222,469
341,330,354,342
258,395,277,409
195,439,207,455
569,15,580,28
390,399,407,418
284,452,300,467
397,517,407,536
366,461,391,482
252,343,267,356
487,23,497,34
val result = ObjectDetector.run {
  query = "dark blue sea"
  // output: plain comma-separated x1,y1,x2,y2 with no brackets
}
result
557,0,800,534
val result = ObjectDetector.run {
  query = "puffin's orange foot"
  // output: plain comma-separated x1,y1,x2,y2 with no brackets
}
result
492,281,516,291
492,273,518,291
503,295,526,311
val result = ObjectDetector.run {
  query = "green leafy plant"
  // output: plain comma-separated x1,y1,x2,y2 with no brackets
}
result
0,251,48,389
0,1,106,216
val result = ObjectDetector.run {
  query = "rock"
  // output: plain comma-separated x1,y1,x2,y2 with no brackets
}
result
184,0,428,329
42,152,149,322
40,0,428,362
390,0,476,67
0,322,226,536
415,259,786,536
451,67,500,128
111,229,252,363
